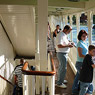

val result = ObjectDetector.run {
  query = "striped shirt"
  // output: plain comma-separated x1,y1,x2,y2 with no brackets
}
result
14,64,23,87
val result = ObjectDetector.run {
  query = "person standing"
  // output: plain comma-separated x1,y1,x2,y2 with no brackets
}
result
47,22,51,40
53,25,61,51
56,25,74,88
72,30,88,95
13,58,24,95
79,45,95,95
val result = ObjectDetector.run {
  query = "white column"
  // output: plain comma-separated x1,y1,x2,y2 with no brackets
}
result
65,15,68,25
35,4,40,69
55,16,59,26
49,16,56,32
35,14,40,95
87,11,93,45
62,16,65,28
69,15,73,41
48,16,52,32
35,23,40,70
76,13,80,42
59,16,62,28
38,0,48,71
60,15,64,30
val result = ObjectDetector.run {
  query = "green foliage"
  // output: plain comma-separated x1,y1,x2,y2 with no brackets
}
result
72,15,76,24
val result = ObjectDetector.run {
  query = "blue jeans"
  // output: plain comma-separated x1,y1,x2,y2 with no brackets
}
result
13,85,23,95
79,81,93,95
57,52,68,85
72,61,83,93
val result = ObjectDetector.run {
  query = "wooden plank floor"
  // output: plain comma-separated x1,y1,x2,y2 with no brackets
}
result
53,55,75,95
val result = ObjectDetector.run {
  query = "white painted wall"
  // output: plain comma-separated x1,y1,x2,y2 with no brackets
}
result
0,22,15,95
0,78,13,95
0,5,35,57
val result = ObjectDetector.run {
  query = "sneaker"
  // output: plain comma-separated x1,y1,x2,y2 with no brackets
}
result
64,80,68,84
56,83,67,89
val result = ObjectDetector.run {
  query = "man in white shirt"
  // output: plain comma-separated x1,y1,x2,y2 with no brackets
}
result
56,25,74,88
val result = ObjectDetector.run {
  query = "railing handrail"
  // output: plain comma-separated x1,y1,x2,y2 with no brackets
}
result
22,52,56,76
0,75,14,86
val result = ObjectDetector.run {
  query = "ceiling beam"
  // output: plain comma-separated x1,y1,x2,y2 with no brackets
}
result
0,0,85,8
48,0,85,8
0,0,37,5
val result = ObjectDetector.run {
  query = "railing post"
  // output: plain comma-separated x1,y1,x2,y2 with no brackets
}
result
36,76,40,94
42,76,46,95
32,76,35,95
50,76,55,95
48,75,55,95
23,75,27,95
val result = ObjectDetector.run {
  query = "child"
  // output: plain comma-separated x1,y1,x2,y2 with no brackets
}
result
79,45,95,95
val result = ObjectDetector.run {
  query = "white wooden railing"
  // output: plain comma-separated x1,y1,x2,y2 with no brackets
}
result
68,47,77,75
22,52,56,95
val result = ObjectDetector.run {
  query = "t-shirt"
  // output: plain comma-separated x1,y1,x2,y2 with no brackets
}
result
14,64,23,87
77,40,88,62
56,31,70,53
79,54,94,83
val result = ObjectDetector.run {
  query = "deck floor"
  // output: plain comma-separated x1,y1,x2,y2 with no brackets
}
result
53,55,75,95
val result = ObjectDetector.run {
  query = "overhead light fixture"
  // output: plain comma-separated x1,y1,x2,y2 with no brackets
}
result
68,0,80,2
68,0,89,2
56,8,64,11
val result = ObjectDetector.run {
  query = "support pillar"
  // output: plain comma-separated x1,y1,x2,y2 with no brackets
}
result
65,15,68,25
62,16,65,28
76,13,80,42
69,15,73,41
87,11,93,45
48,16,55,32
38,0,48,71
60,15,64,30
58,16,62,28
35,22,40,70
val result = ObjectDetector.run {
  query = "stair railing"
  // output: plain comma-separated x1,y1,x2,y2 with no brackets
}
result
22,52,56,95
